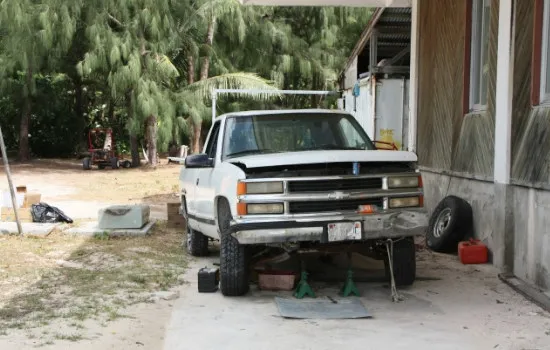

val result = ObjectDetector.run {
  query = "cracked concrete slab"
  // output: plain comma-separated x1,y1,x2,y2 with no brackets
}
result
0,222,60,237
163,250,550,350
63,220,156,237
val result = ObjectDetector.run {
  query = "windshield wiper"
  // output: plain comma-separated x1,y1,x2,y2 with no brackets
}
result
225,149,277,159
302,144,365,151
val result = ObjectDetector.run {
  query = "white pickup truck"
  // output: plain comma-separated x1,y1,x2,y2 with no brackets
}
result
180,109,428,296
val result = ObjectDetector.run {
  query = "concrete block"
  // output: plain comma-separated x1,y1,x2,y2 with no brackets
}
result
98,204,150,229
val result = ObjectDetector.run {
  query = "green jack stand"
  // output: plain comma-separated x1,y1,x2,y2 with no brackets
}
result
294,270,315,299
341,269,360,297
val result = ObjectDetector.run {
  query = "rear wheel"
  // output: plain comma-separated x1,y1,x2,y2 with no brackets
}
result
186,226,209,256
111,157,120,169
218,199,249,296
82,157,91,170
181,198,208,256
384,237,416,286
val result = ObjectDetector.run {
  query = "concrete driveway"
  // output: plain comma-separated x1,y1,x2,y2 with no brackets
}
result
164,248,550,350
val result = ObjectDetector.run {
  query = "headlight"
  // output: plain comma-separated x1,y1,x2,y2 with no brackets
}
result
246,203,284,215
389,197,422,208
238,181,284,194
388,176,420,188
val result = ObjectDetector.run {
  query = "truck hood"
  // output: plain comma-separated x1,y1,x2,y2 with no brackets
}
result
227,150,417,169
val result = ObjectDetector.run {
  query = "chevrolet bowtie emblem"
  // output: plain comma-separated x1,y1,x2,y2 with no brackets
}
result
328,191,350,200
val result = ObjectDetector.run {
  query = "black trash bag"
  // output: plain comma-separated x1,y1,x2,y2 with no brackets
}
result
31,203,73,224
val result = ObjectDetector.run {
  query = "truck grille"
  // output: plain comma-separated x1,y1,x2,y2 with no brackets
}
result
288,198,383,214
287,178,382,193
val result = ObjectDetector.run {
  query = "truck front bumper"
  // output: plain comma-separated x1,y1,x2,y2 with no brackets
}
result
229,209,428,244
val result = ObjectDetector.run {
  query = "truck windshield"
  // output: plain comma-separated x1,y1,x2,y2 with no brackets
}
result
222,113,376,160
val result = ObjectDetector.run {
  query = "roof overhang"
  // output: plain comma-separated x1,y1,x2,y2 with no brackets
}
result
239,0,410,7
339,7,411,82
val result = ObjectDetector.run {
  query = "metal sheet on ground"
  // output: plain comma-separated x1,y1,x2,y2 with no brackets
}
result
275,297,372,319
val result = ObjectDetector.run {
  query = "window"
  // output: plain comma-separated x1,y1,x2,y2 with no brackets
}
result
338,118,368,149
205,121,220,159
541,0,550,104
469,0,491,111
222,113,376,160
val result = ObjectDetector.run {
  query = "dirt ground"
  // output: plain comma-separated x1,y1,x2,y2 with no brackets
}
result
0,159,182,221
0,159,549,350
0,159,185,349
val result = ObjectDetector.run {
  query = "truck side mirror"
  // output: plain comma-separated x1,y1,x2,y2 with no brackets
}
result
185,153,214,168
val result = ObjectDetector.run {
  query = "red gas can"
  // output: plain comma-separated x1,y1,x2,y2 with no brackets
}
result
458,239,488,264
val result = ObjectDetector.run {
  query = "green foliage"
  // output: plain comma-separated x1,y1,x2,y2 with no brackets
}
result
0,74,84,157
29,76,84,157
0,0,371,158
0,0,83,92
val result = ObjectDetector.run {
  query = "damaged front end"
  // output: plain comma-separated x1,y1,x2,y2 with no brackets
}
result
229,161,428,248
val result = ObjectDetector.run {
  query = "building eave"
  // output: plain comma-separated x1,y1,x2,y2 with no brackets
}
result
339,8,385,79
239,0,411,7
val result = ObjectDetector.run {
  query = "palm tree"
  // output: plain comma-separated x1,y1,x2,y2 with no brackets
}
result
173,0,251,153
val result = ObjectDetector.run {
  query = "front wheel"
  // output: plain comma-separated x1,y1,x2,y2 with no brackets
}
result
218,200,249,296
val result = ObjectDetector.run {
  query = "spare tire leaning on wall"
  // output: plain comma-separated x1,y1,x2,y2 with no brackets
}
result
426,195,473,253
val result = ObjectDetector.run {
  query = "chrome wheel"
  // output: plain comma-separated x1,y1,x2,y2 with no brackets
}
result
433,208,452,238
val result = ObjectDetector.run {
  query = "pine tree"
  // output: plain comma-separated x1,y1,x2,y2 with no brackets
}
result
80,0,276,164
214,6,372,108
0,0,83,160
0,1,372,160
78,0,180,166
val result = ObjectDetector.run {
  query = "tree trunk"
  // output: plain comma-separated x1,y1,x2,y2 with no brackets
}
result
107,101,115,122
188,54,200,153
18,96,31,161
130,134,140,167
192,122,202,154
126,91,140,167
191,16,216,154
74,78,86,137
18,66,33,161
188,55,195,84
146,115,158,166
200,16,216,80
310,94,319,109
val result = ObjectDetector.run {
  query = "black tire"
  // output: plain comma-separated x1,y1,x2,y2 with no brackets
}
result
186,226,209,256
426,195,472,253
384,237,416,286
218,199,249,296
181,198,208,256
111,157,120,169
122,160,131,168
83,157,91,170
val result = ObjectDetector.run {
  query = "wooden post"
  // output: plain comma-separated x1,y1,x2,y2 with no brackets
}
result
0,126,22,235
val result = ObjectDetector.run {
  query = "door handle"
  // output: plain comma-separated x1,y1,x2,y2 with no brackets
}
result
196,178,199,185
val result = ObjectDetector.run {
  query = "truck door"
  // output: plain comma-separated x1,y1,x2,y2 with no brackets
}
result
194,120,221,235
